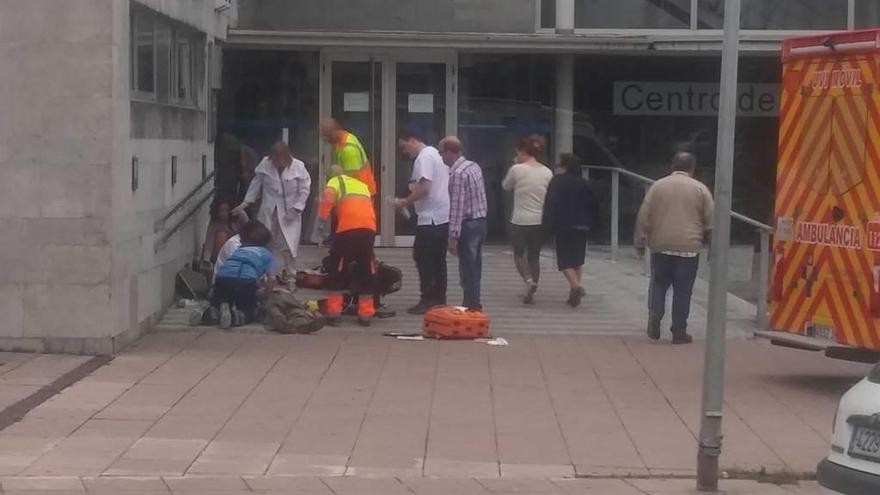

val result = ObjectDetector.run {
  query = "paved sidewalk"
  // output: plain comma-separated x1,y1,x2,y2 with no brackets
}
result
0,330,866,480
0,352,97,418
0,475,824,494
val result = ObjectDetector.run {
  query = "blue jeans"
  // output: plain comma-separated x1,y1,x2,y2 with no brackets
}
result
649,253,699,336
458,218,487,310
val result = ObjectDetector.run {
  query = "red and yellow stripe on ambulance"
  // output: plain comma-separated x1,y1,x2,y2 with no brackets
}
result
771,30,880,351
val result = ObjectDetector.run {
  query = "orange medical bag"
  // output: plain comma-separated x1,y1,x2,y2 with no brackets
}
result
422,306,490,340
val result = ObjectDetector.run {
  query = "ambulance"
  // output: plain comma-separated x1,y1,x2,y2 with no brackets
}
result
759,30,880,363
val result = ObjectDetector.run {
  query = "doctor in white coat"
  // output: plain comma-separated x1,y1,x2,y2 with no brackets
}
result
234,141,311,274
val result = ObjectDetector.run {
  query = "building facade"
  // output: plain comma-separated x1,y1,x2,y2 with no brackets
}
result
0,1,229,353
0,0,877,353
221,0,880,245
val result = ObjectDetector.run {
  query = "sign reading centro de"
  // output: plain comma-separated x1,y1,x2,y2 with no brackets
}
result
613,82,779,117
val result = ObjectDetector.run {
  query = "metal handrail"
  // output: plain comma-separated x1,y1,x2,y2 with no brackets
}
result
154,188,215,251
154,170,217,233
584,165,772,330
584,165,773,232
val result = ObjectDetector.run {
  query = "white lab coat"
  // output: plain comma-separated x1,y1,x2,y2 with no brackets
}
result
244,155,311,258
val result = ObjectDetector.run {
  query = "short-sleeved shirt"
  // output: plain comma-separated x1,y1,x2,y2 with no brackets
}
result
502,162,553,226
410,146,450,226
215,246,276,281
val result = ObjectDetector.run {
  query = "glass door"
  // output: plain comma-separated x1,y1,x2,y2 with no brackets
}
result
322,58,383,233
393,62,449,240
321,50,456,246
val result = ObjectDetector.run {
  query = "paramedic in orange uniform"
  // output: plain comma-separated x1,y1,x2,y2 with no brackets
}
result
320,118,377,195
318,166,378,326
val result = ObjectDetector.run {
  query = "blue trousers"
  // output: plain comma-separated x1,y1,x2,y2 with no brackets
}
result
649,253,699,336
458,218,487,310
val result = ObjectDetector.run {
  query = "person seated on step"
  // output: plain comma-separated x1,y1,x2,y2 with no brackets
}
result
212,220,277,329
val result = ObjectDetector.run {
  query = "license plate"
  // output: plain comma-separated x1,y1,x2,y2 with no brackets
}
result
806,323,835,341
849,426,880,461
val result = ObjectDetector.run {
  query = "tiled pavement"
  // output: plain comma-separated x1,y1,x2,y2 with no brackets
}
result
0,246,868,493
0,475,825,494
0,331,866,481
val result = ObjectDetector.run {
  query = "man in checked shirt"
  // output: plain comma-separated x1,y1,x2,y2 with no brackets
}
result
439,136,488,311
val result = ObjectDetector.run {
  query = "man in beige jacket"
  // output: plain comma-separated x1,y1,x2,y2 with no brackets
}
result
635,152,714,344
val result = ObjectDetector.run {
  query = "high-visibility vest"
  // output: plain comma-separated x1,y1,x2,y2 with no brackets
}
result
335,132,377,196
319,175,376,233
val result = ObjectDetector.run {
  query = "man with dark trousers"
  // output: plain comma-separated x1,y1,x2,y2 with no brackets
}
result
394,129,450,314
635,152,714,344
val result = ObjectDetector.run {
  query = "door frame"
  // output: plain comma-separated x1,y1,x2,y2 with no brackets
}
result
319,48,457,246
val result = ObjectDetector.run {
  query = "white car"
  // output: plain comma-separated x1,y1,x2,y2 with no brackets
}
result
818,363,880,494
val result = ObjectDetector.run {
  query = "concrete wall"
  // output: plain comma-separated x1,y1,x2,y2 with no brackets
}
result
0,0,228,354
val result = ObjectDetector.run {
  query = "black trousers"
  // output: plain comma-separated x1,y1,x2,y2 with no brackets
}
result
414,223,449,305
326,228,376,295
212,278,259,321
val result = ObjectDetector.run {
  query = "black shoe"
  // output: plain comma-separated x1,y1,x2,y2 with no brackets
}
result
407,302,432,315
568,287,585,308
647,317,661,341
358,316,372,327
326,315,343,327
375,305,396,319
672,333,693,345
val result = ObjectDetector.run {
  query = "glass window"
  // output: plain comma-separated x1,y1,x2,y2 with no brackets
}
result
133,12,155,94
458,54,555,240
576,0,691,29
541,0,556,28
217,51,320,226
236,0,537,33
697,0,848,30
174,32,192,102
572,55,780,244
855,0,880,29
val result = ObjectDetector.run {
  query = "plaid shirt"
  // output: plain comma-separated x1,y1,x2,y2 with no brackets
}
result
448,156,488,239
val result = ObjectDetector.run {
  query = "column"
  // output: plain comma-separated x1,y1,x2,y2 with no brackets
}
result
554,54,574,161
554,0,575,161
555,0,574,33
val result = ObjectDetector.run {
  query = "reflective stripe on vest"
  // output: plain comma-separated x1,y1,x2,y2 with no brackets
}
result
328,175,371,199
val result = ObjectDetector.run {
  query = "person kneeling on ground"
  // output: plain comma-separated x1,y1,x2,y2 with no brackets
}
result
317,166,378,327
212,220,277,329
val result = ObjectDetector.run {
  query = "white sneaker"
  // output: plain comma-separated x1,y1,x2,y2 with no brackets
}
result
219,303,232,329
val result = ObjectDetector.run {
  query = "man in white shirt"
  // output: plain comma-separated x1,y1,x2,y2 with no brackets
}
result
394,129,450,314
233,141,311,275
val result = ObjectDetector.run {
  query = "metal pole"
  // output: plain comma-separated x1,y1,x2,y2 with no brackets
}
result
642,183,651,276
757,229,770,330
611,169,620,262
697,0,740,491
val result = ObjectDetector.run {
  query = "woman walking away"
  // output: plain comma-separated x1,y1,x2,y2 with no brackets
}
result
502,134,553,304
213,221,277,329
543,153,600,307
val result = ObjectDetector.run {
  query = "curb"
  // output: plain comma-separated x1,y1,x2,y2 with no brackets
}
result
0,355,113,431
